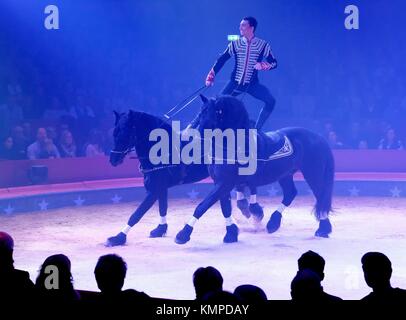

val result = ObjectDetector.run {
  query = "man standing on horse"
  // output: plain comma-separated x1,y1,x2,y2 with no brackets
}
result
205,16,277,130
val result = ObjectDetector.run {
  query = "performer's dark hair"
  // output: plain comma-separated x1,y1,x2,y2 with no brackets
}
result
243,16,258,31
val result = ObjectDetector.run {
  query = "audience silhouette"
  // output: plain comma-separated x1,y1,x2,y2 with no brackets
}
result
35,254,80,305
92,254,149,306
2,229,406,310
234,284,268,302
193,266,224,300
297,250,342,301
0,231,34,304
361,252,406,303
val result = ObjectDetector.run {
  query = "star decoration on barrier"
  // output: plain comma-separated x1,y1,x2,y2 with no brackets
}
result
187,189,199,200
4,204,15,215
111,194,122,204
38,200,49,211
349,186,360,197
74,196,85,206
390,186,402,198
267,185,279,197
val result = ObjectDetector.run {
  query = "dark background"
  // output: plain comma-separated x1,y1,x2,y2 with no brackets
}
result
1,0,405,155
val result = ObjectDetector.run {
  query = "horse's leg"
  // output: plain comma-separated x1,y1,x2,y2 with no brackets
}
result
247,185,264,221
150,188,168,238
266,175,297,233
220,193,239,243
175,181,235,244
301,149,334,238
106,191,158,246
235,184,250,218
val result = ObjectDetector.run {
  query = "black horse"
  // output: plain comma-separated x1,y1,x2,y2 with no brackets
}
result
106,110,209,246
106,110,261,246
175,95,335,244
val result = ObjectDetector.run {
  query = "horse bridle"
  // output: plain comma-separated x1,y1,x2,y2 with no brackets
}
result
110,147,136,157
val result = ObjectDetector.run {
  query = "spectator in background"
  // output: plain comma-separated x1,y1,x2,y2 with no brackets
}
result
0,101,10,139
69,95,96,121
27,128,60,160
358,140,369,150
0,137,17,160
328,131,345,149
5,95,24,127
84,129,105,157
46,126,58,144
58,130,77,158
11,125,29,159
43,97,69,121
41,138,60,159
378,128,404,150
22,122,34,143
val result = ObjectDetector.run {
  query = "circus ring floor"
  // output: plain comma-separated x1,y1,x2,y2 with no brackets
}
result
1,174,406,300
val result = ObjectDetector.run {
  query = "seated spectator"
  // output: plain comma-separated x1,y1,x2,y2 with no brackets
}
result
69,95,96,120
43,97,69,121
361,252,406,303
193,266,223,300
291,269,341,303
0,231,34,303
358,140,369,150
92,254,149,305
5,95,24,127
58,130,77,158
297,250,342,301
84,129,105,157
202,290,241,303
27,128,60,160
234,284,268,302
328,131,345,149
0,136,18,160
378,128,404,150
11,125,29,159
35,254,80,305
46,126,59,144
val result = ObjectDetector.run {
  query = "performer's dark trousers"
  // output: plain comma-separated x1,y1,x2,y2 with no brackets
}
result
221,80,275,130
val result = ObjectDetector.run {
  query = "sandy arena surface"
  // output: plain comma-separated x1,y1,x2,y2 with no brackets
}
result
1,195,405,300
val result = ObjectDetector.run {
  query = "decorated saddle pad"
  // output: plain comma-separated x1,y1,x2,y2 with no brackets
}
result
256,131,293,160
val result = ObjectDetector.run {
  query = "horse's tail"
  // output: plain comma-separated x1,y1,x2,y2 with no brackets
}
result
298,130,335,220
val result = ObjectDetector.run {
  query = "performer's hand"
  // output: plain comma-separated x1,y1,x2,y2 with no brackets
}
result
254,62,272,70
254,62,263,70
205,69,215,86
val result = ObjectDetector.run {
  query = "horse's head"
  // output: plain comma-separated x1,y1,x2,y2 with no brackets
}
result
110,110,138,166
197,94,250,132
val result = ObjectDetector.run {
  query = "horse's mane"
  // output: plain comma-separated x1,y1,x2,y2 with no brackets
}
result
213,95,250,130
128,110,173,134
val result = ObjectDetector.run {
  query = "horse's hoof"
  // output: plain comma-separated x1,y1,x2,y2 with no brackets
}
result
224,224,239,243
249,203,264,221
267,211,282,233
175,225,193,244
315,219,332,238
105,232,126,247
237,199,251,218
150,224,168,238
